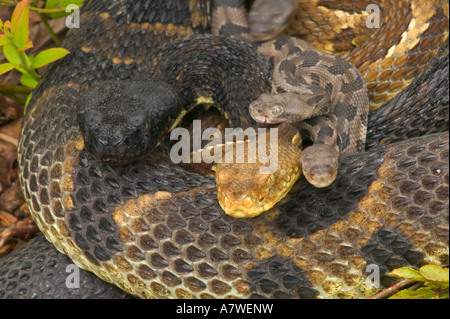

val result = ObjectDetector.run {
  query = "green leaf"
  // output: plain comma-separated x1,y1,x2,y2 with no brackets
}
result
33,48,69,68
3,43,21,65
0,36,10,47
11,0,30,49
45,0,85,19
2,20,13,31
24,92,33,112
389,267,425,281
14,65,27,74
11,0,28,27
0,62,15,75
45,0,85,9
27,54,34,65
420,265,449,282
389,287,436,299
16,39,33,51
20,72,38,88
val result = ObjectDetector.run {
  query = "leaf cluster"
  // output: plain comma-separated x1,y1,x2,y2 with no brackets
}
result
0,0,83,105
388,265,449,299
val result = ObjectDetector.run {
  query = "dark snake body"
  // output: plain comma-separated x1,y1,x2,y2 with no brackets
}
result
0,0,448,299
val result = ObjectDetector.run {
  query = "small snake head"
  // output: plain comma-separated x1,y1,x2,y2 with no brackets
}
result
249,93,289,124
300,144,340,188
250,90,330,124
77,80,181,164
249,0,298,41
214,125,302,218
215,164,275,218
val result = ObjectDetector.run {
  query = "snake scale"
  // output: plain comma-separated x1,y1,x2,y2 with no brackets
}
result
0,0,448,299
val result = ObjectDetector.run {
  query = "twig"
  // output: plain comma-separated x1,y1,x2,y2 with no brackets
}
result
407,281,424,291
0,91,26,105
38,12,62,45
369,278,416,299
0,132,19,147
0,84,33,94
0,224,41,248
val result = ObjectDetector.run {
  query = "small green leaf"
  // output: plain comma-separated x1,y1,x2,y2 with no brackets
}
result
0,62,15,75
16,39,33,51
0,36,10,47
420,265,449,283
24,92,33,112
11,0,29,28
2,20,13,31
14,65,27,74
45,0,61,9
27,54,34,65
20,72,38,88
33,47,69,68
3,43,21,65
45,0,85,19
389,267,425,281
389,287,436,299
11,0,30,48
45,0,82,9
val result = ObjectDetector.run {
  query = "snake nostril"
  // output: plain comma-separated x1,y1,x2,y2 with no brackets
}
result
97,135,109,147
110,131,124,147
85,110,102,128
97,132,124,148
228,190,246,201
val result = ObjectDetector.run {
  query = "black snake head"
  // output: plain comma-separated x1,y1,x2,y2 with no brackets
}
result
77,80,181,164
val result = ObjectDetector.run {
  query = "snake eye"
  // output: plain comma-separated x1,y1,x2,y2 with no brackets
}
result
274,16,286,27
256,172,272,185
85,110,102,128
217,169,233,184
269,105,283,116
129,113,146,127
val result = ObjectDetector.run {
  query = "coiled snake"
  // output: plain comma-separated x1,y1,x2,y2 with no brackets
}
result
0,0,448,299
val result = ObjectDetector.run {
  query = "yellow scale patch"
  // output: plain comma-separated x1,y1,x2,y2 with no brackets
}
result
285,0,371,55
80,11,196,66
363,0,449,110
285,0,448,111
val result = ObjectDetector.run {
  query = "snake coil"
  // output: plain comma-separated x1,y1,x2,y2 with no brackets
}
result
0,0,448,299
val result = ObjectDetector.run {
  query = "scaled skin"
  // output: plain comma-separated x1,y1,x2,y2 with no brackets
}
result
213,123,303,218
